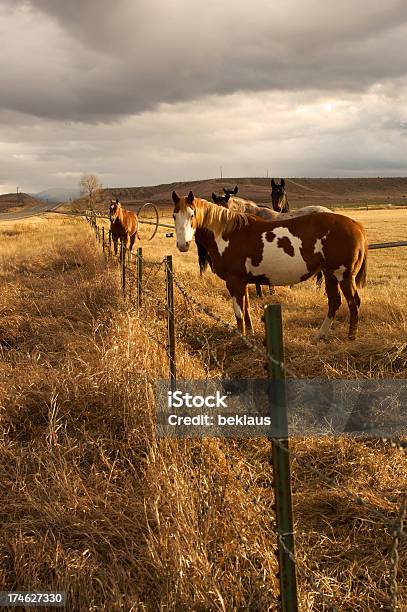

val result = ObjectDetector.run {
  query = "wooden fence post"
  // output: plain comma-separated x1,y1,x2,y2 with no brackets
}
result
102,227,105,255
137,247,143,307
121,241,126,296
165,255,176,389
264,304,298,612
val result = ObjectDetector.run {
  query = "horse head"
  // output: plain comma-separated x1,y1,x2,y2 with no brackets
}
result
109,198,121,222
172,190,196,252
212,192,230,206
270,178,287,212
222,185,238,196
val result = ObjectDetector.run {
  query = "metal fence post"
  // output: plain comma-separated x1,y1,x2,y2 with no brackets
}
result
137,247,143,307
121,241,126,296
165,255,176,389
108,229,112,256
264,304,298,612
102,227,105,255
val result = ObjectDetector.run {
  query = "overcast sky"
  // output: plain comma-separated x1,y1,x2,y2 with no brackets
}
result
1,0,407,194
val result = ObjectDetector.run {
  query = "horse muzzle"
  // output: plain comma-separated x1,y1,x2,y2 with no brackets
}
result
177,241,190,252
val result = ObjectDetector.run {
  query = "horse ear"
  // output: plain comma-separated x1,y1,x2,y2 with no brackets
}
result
116,198,119,204
212,192,218,203
172,191,180,203
187,191,194,204
271,178,276,187
281,178,285,188
222,188,228,195
233,185,238,194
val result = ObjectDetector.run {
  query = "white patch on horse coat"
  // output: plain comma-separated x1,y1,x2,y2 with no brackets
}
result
314,231,330,256
334,265,346,282
245,227,309,286
314,238,324,255
232,297,243,319
314,316,333,340
215,234,229,255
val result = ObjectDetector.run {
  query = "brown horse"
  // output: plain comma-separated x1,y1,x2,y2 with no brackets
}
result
173,191,367,340
271,178,289,212
109,199,138,257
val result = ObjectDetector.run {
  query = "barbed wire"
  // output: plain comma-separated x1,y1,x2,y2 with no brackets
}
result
272,437,407,540
172,271,294,376
92,217,407,538
174,286,226,375
277,534,339,612
87,214,407,609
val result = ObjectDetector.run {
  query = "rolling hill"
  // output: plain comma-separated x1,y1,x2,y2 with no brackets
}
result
68,177,407,212
0,192,45,213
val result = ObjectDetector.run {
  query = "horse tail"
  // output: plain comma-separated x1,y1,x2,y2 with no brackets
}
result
355,243,367,289
195,238,212,274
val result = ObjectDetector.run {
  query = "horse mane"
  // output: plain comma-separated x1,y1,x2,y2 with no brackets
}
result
194,198,249,235
227,196,259,214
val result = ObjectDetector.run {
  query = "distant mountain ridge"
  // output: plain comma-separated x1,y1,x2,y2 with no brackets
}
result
33,187,81,202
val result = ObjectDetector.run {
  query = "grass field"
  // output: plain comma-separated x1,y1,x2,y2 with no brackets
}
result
0,208,405,610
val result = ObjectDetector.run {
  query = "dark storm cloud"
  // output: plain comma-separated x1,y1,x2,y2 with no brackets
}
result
1,0,407,121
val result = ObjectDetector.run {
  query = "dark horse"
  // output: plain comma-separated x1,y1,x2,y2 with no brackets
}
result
173,191,368,340
271,178,289,212
109,199,138,258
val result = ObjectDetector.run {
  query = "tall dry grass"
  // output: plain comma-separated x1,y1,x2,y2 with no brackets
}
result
0,211,405,610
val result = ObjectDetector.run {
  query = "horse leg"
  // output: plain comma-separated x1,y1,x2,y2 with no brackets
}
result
256,284,263,297
129,233,136,256
314,272,341,341
113,238,118,256
244,286,253,333
226,277,247,334
339,276,360,340
268,283,275,296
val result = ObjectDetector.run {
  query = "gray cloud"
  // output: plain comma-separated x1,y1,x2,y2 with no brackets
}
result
1,1,407,121
1,86,407,194
1,1,407,192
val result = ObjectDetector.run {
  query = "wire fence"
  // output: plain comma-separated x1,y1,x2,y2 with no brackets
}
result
85,210,406,612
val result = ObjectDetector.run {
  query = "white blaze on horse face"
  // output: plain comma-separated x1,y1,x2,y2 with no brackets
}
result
174,207,195,252
245,227,308,286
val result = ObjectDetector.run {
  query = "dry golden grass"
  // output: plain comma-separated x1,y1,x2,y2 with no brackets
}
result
0,209,405,611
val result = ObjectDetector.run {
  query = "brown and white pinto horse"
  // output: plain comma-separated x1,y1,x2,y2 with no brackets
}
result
172,191,368,341
210,191,332,293
109,199,138,258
